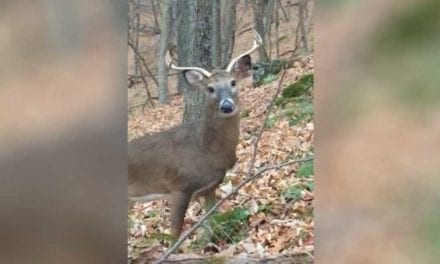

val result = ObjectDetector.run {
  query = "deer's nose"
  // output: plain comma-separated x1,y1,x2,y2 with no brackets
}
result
219,99,235,114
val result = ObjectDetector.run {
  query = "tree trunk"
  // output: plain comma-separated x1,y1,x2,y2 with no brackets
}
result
251,0,270,62
212,0,222,68
158,0,172,103
278,0,289,22
220,0,237,67
150,0,160,33
176,0,191,93
298,0,310,54
130,0,141,76
264,0,274,60
180,0,213,124
275,0,280,59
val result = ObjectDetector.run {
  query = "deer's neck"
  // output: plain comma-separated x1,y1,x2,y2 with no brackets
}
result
197,109,240,154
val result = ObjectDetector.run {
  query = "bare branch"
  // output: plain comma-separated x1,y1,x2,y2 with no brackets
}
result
128,41,159,86
128,40,158,109
278,0,290,22
246,70,286,177
150,0,160,33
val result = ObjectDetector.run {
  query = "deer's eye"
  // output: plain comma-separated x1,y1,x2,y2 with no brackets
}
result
207,86,215,93
230,80,236,86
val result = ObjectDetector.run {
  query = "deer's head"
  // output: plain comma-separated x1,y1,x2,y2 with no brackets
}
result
167,30,262,117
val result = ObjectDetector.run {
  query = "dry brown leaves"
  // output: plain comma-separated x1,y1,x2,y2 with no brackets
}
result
128,56,314,261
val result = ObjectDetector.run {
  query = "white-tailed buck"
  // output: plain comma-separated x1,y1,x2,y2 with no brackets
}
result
128,30,262,238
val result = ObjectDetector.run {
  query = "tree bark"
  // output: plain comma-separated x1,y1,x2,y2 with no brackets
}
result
251,0,270,62
180,0,213,124
298,0,310,54
220,0,237,67
275,0,280,59
158,0,171,103
129,0,141,76
212,0,222,68
176,0,191,93
150,0,160,33
264,0,274,60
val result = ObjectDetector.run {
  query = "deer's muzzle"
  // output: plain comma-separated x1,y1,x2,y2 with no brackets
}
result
219,98,235,114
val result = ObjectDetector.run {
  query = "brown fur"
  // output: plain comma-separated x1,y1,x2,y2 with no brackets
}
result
128,56,251,238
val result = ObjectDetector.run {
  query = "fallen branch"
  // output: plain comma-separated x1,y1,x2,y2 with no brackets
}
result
135,252,313,264
156,70,313,263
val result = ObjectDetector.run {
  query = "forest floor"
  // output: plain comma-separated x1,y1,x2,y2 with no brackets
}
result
127,55,314,262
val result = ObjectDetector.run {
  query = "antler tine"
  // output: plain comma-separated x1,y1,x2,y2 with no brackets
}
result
165,51,212,77
225,28,263,72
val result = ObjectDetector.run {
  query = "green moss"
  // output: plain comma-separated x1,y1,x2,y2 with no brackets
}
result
297,161,314,178
253,60,293,87
210,207,250,243
193,207,250,248
258,204,273,214
288,99,314,126
282,74,314,98
283,185,303,202
264,114,277,128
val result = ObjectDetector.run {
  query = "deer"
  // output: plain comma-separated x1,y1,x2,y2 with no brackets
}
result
128,30,262,239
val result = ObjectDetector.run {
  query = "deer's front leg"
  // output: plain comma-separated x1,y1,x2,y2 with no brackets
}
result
169,191,192,239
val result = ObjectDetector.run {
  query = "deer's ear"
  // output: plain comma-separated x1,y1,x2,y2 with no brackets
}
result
232,55,252,80
183,70,205,85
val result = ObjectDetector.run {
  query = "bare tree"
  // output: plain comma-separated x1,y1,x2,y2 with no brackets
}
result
275,0,280,59
220,0,238,67
278,0,289,22
251,0,270,62
298,0,310,54
264,0,274,60
150,0,160,33
157,0,172,103
212,0,222,68
129,0,141,76
128,41,156,109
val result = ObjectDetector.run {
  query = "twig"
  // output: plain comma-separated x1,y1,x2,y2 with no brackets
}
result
280,49,297,56
128,40,159,87
245,70,287,178
156,70,310,264
129,92,182,111
238,27,253,36
128,40,158,109
278,0,289,22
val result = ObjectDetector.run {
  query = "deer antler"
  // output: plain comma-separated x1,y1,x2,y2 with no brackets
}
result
166,51,212,77
225,28,263,73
